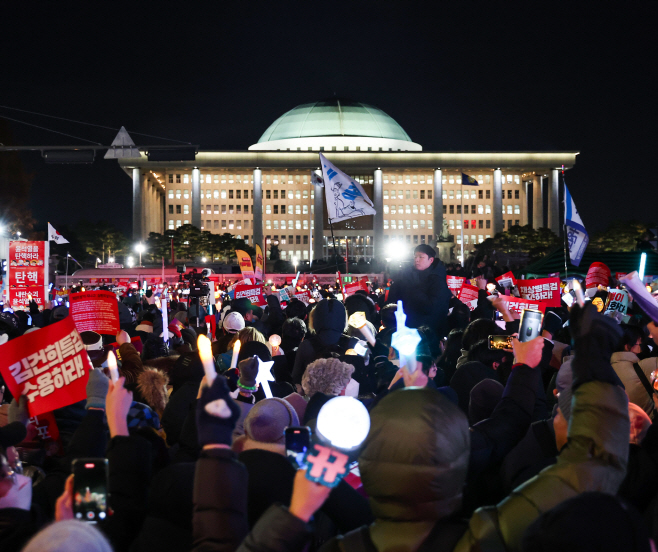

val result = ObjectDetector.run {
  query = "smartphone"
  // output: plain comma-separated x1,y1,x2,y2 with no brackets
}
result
285,426,311,468
353,341,368,357
488,335,514,350
519,309,543,343
562,291,575,307
72,458,109,522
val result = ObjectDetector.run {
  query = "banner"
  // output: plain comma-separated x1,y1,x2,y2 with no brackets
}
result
8,241,48,311
447,275,466,294
344,280,369,297
255,244,264,283
293,290,313,305
516,277,561,308
234,284,267,307
69,290,121,335
458,283,479,307
320,153,376,223
0,317,92,417
236,250,255,281
496,296,547,319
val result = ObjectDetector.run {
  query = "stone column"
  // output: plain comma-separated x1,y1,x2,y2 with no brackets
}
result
132,168,142,240
252,168,263,250
192,168,201,229
493,169,503,235
161,190,166,233
433,168,443,245
373,168,383,260
313,176,324,262
548,169,560,234
141,173,149,240
522,181,529,226
532,174,543,229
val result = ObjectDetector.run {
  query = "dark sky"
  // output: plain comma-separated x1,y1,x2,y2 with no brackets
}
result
2,3,656,235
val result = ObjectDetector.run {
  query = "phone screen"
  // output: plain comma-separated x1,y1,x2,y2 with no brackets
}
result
285,426,311,468
72,458,109,522
488,335,513,350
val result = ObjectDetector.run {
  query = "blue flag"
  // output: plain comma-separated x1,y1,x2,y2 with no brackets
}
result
462,173,479,186
564,183,589,267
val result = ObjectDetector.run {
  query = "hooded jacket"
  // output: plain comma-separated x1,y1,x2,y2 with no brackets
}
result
387,259,451,338
610,351,658,416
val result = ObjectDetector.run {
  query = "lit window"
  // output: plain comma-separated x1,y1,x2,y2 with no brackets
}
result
507,175,513,183
176,189,181,199
442,190,447,200
419,205,425,214
412,220,418,229
183,189,189,199
303,205,308,214
413,190,418,199
221,190,227,199
464,220,469,229
399,220,404,229
206,190,212,199
456,220,462,230
265,205,271,214
183,174,189,183
228,220,234,229
296,220,301,229
183,205,189,215
384,220,389,229
428,205,433,215
470,190,476,199
412,205,418,214
303,220,308,229
206,175,212,184
168,190,174,199
265,220,271,229
507,205,513,214
237,220,242,229
296,190,301,199
405,220,411,229
391,220,397,229
449,190,454,199
464,235,469,244
479,235,484,243
176,220,181,228
296,205,301,215
274,221,279,229
384,205,389,214
449,220,455,229
485,205,491,214
456,190,462,200
384,190,389,199
420,220,425,228
456,235,462,243
390,205,396,214
405,205,411,214
398,190,404,199
288,190,294,199
514,205,520,214
478,205,484,214
168,220,174,229
303,190,308,199
213,190,219,199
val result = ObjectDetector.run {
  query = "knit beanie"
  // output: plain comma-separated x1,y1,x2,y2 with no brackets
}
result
238,357,259,391
127,401,161,430
239,341,272,363
312,299,347,346
244,398,299,444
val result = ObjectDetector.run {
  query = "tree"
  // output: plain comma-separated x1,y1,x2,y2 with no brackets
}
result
269,243,280,261
75,220,129,261
146,230,176,263
589,221,654,252
474,224,560,260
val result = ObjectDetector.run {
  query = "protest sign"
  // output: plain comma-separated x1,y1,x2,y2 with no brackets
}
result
255,244,264,282
8,240,48,311
495,271,516,286
236,250,255,281
69,290,120,335
293,290,313,305
344,280,369,297
620,272,658,324
496,296,547,319
447,275,465,295
0,317,92,417
516,277,561,308
604,289,629,316
458,283,479,307
234,284,267,307
205,314,216,338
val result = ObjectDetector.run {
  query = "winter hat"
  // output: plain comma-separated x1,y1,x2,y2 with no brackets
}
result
238,357,259,391
0,421,28,448
180,328,197,348
142,335,169,361
167,322,182,339
223,311,245,334
312,299,347,346
585,262,611,289
136,320,154,333
521,492,651,552
51,306,69,321
239,341,272,364
344,294,375,323
0,311,20,338
127,401,161,430
556,359,573,421
468,379,504,425
449,361,498,415
170,352,204,393
244,398,299,444
137,369,169,417
22,519,113,552
174,311,188,325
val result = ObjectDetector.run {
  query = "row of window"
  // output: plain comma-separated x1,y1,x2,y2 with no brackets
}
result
265,220,313,230
383,205,433,215
384,190,433,200
168,174,253,185
168,220,253,231
264,189,312,200
442,204,522,215
383,220,434,230
448,219,491,230
456,235,491,245
265,204,312,215
200,205,251,215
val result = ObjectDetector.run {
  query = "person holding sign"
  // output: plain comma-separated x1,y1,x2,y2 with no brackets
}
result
387,244,451,339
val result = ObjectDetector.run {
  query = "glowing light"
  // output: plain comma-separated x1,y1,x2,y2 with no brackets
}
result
202,257,207,263
316,396,370,450
255,355,275,398
197,335,216,385
108,257,115,263
107,351,119,382
135,243,145,253
572,279,585,307
269,334,281,355
348,312,375,346
639,252,647,282
230,339,241,369
391,301,421,370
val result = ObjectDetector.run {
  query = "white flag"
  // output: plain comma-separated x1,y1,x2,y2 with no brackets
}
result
48,222,69,244
310,170,324,187
564,183,588,267
320,153,376,223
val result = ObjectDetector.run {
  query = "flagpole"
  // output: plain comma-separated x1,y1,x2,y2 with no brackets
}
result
562,170,568,281
329,218,339,267
460,182,464,267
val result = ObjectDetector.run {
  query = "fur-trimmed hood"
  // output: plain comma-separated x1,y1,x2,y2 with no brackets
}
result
137,368,169,417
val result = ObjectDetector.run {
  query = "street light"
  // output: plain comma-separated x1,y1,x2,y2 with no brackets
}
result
201,257,207,263
293,256,298,273
108,256,115,263
135,243,145,266
127,256,134,268
96,257,101,268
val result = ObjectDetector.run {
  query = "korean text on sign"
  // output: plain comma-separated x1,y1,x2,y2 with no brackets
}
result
516,278,561,308
0,317,92,417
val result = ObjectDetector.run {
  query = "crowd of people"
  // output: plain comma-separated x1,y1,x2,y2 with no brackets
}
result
1,242,658,551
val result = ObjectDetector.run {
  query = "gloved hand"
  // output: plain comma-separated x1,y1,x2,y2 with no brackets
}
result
196,375,241,447
570,303,623,390
29,301,39,315
86,368,110,410
8,395,29,426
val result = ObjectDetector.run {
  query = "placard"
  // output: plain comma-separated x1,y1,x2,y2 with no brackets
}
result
446,275,465,294
495,271,516,286
0,317,92,417
458,283,479,306
8,241,48,311
293,290,313,305
344,280,369,297
234,284,267,307
255,244,264,283
236,250,255,281
604,289,629,316
69,290,121,335
496,296,547,319
516,277,561,308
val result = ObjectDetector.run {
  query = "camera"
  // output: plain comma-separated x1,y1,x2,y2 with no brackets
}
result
185,269,210,297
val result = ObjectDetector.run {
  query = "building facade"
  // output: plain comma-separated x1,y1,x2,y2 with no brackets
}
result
119,99,578,262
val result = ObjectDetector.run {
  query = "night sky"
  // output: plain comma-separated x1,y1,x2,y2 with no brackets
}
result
2,3,656,235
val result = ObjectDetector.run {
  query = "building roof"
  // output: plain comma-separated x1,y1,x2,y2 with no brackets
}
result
256,99,413,143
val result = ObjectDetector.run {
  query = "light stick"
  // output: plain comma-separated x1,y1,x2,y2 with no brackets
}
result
197,334,216,385
572,279,585,307
390,301,421,372
161,298,168,345
269,334,281,355
230,339,241,369
107,350,119,382
639,252,647,282
348,312,376,346
255,355,275,398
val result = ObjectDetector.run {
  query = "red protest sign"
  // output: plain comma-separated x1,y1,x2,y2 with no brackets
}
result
8,288,49,311
0,317,93,417
458,283,479,305
234,284,267,307
205,314,216,338
516,277,561,308
69,290,120,335
344,280,368,297
8,241,48,311
495,271,516,286
293,290,313,305
497,296,547,319
447,276,465,294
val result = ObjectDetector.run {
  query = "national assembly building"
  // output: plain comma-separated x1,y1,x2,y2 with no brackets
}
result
117,99,578,263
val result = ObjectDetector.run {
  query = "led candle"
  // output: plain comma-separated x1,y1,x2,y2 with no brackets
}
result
572,279,585,307
348,312,376,346
269,334,281,355
107,350,119,382
197,334,217,385
230,339,241,369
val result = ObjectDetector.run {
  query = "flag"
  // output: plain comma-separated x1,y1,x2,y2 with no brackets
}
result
48,222,69,244
320,153,376,223
310,170,324,187
462,173,479,186
564,183,589,267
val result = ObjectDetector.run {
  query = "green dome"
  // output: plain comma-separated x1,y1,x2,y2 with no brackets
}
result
257,99,413,143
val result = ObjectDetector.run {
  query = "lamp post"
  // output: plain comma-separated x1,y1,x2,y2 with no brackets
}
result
293,256,298,275
135,243,145,266
96,258,101,268
66,253,70,289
